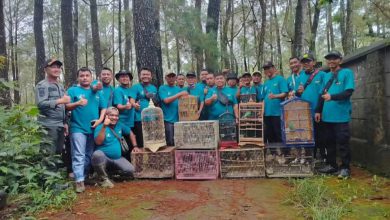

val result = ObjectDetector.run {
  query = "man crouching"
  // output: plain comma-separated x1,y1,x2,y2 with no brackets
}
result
92,107,137,188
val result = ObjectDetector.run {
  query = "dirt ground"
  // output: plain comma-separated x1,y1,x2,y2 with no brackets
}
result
37,166,390,220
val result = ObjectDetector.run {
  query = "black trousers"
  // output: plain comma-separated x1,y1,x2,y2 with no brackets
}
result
314,121,326,159
133,121,144,148
164,121,175,146
323,122,351,169
264,116,282,143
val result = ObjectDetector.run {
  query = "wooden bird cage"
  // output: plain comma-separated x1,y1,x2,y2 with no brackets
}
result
218,112,238,149
238,101,264,146
131,147,175,179
265,143,314,178
141,100,166,152
281,98,314,146
240,93,257,103
178,95,199,121
175,149,219,180
219,147,265,178
174,120,219,149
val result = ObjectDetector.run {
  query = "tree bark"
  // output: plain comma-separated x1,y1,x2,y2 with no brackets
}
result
241,0,247,72
272,0,283,75
61,0,77,87
221,0,231,69
90,0,103,75
344,0,354,54
133,0,163,86
309,0,320,56
292,0,307,58
258,0,266,67
0,0,10,106
73,0,78,70
124,0,132,71
205,0,221,72
194,0,203,74
326,2,335,51
118,0,123,70
34,0,45,85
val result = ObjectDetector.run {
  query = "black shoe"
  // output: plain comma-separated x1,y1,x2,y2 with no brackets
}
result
317,165,338,174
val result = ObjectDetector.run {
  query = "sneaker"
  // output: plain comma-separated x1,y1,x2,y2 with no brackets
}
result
317,165,338,174
338,169,351,179
75,181,85,193
100,178,114,188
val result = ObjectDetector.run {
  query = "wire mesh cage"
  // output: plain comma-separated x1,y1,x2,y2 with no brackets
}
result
265,143,314,178
218,112,238,149
174,120,219,149
238,101,264,146
219,148,265,178
281,98,314,146
239,94,257,103
175,149,219,180
141,100,166,152
131,147,175,178
178,95,199,121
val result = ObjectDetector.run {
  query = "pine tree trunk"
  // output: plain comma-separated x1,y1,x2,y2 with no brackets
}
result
13,4,19,104
118,0,123,70
0,0,10,106
344,0,354,54
258,0,266,66
272,0,283,75
133,0,163,86
309,0,320,56
61,0,77,87
292,0,307,58
73,0,78,70
124,0,132,71
327,3,335,51
194,0,203,74
221,0,231,69
34,0,45,83
241,0,247,72
90,0,103,75
205,0,221,72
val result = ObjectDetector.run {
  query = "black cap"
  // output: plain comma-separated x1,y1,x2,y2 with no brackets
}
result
262,61,274,69
115,70,133,80
252,71,262,76
226,72,238,80
186,71,196,77
301,52,316,62
44,58,62,68
324,50,343,59
242,72,251,77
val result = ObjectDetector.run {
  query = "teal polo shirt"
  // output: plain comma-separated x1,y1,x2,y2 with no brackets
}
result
113,85,136,128
186,85,205,103
287,70,305,92
322,68,355,123
94,122,131,160
92,80,114,108
297,70,326,115
205,86,238,120
240,85,258,102
132,83,158,122
263,75,288,116
255,84,264,101
67,85,105,134
158,85,181,123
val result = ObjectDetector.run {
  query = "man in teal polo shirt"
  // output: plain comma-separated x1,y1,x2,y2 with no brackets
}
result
296,52,326,161
262,61,288,143
66,67,106,193
226,72,239,98
315,51,355,178
205,73,239,121
176,73,186,90
92,67,114,108
113,70,139,156
131,67,158,148
287,57,305,98
159,71,188,146
237,72,257,103
252,71,264,101
186,71,205,116
92,107,137,188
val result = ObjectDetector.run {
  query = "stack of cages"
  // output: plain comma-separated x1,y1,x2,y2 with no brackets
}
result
178,95,199,121
265,98,315,178
219,100,265,178
174,120,219,179
133,100,174,178
218,112,238,149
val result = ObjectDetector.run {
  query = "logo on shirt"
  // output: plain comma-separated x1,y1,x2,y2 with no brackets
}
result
106,133,111,138
273,83,277,87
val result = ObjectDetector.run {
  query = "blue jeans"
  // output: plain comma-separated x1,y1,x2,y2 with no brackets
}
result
70,133,95,182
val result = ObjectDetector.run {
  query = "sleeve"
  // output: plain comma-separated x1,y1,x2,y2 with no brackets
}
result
330,89,353,101
232,93,238,105
67,87,77,103
279,77,289,93
198,88,205,102
113,88,124,106
344,69,355,90
158,86,169,100
35,83,57,109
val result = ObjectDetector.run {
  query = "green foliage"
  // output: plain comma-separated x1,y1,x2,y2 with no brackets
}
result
0,105,76,215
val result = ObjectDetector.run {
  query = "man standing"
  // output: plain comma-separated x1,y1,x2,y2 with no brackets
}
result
92,107,137,188
262,61,288,143
287,57,305,97
176,73,186,90
205,73,239,121
35,59,70,164
158,72,188,146
186,71,205,117
237,72,257,102
252,71,264,101
316,51,355,179
113,70,140,154
226,72,239,98
92,67,114,108
66,67,106,193
296,52,326,160
132,67,158,148
196,68,209,91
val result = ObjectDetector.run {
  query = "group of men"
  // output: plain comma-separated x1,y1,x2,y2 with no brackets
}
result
35,50,355,192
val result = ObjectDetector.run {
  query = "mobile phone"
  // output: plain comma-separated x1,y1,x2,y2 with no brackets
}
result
90,120,97,127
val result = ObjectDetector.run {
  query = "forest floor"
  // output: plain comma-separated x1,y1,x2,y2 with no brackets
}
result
37,166,390,220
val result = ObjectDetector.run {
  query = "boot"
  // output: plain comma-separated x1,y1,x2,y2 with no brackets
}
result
94,164,114,188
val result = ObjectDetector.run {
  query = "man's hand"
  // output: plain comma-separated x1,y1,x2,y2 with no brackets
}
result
132,147,142,153
322,92,331,101
64,124,69,136
268,92,276,99
58,95,71,105
133,101,141,110
288,91,295,99
92,81,103,91
315,113,321,123
125,100,132,110
103,116,111,126
297,85,304,95
78,97,88,106
211,94,217,101
204,88,208,95
179,91,189,97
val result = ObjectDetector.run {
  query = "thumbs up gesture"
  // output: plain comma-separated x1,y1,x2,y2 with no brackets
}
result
322,91,331,101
